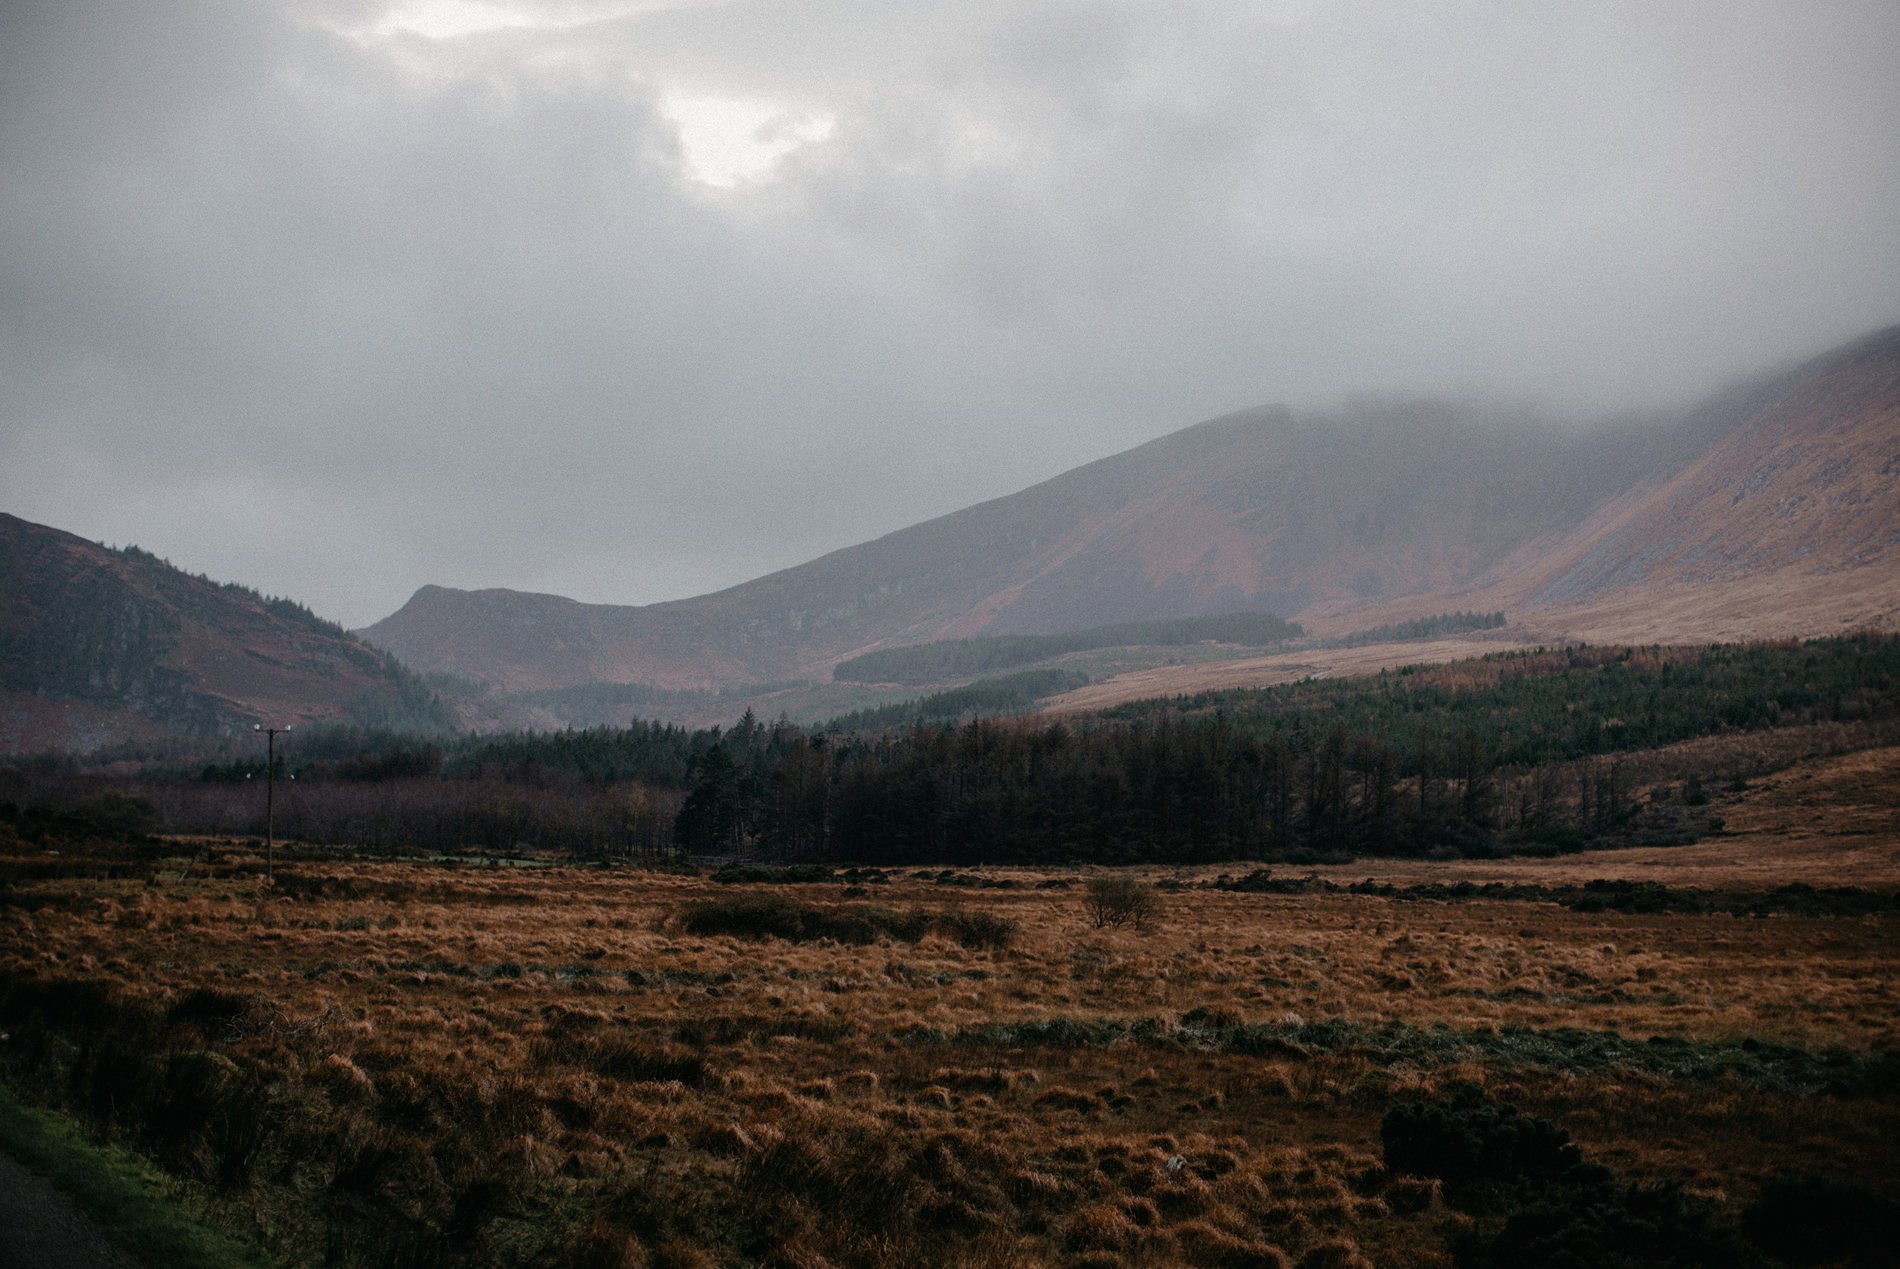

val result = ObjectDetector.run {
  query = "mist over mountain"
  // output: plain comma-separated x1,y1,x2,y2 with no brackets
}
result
1438,324,1900,641
5,324,1894,748
359,326,1900,695
358,402,1661,692
7,2,1896,629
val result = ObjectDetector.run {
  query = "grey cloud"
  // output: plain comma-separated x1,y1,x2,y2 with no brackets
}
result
2,0,1896,626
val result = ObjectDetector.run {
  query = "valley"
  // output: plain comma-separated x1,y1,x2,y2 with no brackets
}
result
5,326,1898,748
6,8,1896,1265
1,329,1897,1269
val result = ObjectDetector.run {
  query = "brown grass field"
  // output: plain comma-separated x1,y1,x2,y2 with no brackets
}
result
2,749,1897,1267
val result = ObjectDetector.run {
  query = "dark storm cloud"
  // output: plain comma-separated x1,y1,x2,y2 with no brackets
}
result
2,0,1896,625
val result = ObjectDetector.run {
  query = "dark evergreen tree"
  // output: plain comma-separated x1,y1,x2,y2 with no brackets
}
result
673,743,754,855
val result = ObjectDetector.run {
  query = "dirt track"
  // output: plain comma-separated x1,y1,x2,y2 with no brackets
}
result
0,1150,142,1269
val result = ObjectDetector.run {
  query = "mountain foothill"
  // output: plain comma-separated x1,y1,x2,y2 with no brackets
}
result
4,323,1899,750
0,521,445,752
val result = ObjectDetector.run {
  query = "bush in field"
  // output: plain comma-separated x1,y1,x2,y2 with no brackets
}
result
1458,1179,1763,1269
680,894,1015,948
936,908,1019,950
681,894,930,944
681,893,810,940
1386,1096,1763,1267
1741,1175,1900,1265
1083,876,1162,931
1381,1097,1590,1205
70,790,161,836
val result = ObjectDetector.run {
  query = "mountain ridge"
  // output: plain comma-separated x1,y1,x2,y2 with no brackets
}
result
352,408,1663,689
8,324,1895,745
359,325,1900,694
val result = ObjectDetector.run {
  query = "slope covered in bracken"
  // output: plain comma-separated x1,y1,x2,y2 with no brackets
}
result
0,514,436,752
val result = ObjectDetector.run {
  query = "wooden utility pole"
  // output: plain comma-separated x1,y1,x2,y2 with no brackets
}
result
255,724,291,883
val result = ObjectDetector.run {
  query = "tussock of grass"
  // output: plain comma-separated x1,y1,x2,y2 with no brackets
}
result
681,893,930,943
533,1025,709,1087
680,892,1018,949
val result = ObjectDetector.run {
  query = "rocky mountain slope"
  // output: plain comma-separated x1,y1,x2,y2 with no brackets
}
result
0,515,440,752
363,327,1900,693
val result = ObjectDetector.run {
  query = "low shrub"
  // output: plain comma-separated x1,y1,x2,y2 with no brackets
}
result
936,908,1019,950
680,895,1010,947
1457,1179,1763,1269
1386,1096,1763,1268
681,894,830,941
1381,1096,1590,1206
147,1049,272,1188
709,863,834,885
164,987,263,1040
1741,1174,1900,1265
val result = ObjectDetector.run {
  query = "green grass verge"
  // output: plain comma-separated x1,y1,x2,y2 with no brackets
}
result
0,1082,279,1269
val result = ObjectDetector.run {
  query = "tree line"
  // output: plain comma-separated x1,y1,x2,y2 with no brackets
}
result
9,634,1896,866
820,667,1090,732
1124,637,1900,769
831,611,1304,684
1331,610,1505,646
673,710,1686,865
673,634,1900,863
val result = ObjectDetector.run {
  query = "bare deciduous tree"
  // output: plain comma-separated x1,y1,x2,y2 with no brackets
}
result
1084,876,1163,932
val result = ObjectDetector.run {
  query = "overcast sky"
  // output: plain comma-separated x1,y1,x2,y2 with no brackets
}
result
3,0,1897,627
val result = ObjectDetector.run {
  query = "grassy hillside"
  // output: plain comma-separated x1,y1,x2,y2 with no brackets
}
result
0,513,453,747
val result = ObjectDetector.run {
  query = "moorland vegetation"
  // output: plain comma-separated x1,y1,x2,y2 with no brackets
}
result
1,845,1895,1267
